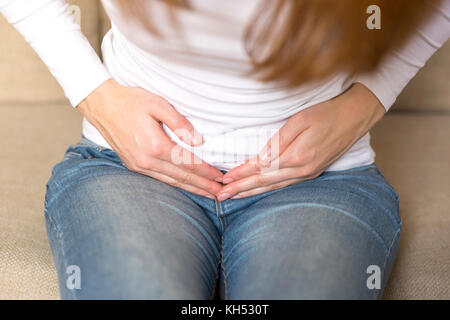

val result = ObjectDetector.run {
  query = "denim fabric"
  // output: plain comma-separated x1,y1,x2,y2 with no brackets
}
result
44,138,401,300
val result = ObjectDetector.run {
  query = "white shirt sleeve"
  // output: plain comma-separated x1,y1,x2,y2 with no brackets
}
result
0,0,111,107
354,0,450,111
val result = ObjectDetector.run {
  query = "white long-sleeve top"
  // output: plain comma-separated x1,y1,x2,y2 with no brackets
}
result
1,0,449,171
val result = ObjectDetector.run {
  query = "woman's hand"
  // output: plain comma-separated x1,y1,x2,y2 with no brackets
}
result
77,79,224,199
217,83,385,201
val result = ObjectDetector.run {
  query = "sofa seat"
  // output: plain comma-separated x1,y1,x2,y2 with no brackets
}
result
372,113,450,299
0,103,448,299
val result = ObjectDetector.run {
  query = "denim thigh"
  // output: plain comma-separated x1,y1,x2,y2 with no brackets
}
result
219,164,401,299
44,139,221,299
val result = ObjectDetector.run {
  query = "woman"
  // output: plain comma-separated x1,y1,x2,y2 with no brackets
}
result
1,0,449,299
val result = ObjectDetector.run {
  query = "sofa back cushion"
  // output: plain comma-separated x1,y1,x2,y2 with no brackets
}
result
1,0,449,112
393,41,450,112
0,0,102,105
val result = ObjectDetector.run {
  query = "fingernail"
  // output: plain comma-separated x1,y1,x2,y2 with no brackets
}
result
215,177,223,183
231,194,242,199
222,177,233,184
205,195,216,200
217,193,230,201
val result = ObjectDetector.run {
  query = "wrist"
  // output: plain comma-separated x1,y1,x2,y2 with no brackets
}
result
339,83,385,134
77,79,117,119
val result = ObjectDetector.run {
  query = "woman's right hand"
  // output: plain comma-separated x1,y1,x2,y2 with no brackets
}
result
77,79,224,199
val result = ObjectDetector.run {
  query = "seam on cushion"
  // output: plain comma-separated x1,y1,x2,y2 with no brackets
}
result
97,0,108,60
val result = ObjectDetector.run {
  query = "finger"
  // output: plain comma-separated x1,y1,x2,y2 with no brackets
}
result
222,116,309,184
276,131,311,168
221,159,261,185
136,168,216,199
222,156,281,184
258,113,309,165
152,98,203,146
218,167,315,201
276,128,344,171
231,178,303,199
123,151,222,196
149,157,224,195
145,122,224,182
166,143,224,182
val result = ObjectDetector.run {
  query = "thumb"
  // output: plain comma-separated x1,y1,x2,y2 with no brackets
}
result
259,115,308,165
154,99,203,146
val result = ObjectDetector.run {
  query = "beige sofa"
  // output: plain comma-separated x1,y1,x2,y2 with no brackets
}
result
0,1,449,300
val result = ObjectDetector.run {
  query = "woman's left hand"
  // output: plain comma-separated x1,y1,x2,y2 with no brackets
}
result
216,83,386,201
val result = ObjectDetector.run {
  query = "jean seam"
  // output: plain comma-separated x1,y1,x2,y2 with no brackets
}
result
326,163,377,174
319,175,398,201
242,202,391,254
382,226,402,271
221,201,230,230
44,208,78,299
209,254,222,300
75,138,110,151
219,217,228,300
216,200,229,300
209,273,218,299
272,183,401,228
46,171,133,210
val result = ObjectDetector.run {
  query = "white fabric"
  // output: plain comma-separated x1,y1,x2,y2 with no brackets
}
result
2,0,449,171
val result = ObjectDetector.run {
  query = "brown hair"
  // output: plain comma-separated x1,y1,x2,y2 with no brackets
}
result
116,0,438,87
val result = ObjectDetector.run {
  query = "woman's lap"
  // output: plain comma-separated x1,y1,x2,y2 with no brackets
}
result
44,139,401,299
45,140,222,299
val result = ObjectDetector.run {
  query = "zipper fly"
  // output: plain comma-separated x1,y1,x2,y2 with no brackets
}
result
214,198,221,215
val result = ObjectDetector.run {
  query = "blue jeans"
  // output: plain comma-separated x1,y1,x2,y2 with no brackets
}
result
44,138,401,299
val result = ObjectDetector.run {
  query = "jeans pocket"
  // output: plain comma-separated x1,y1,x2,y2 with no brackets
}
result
46,140,124,201
65,139,123,165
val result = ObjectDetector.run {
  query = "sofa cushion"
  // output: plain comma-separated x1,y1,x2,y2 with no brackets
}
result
392,41,450,113
0,103,82,299
100,0,111,38
0,0,103,105
372,114,450,299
